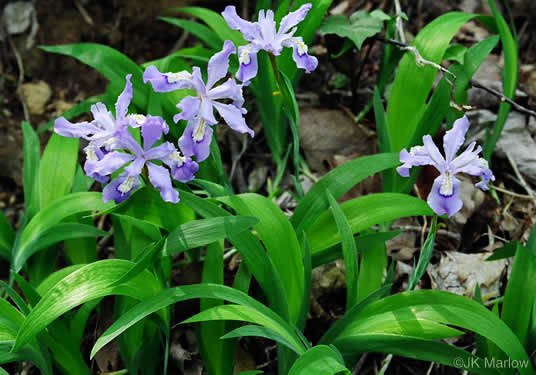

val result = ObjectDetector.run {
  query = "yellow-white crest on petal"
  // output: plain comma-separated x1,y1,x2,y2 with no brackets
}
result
128,114,147,126
85,148,97,161
103,137,119,151
193,118,207,142
239,46,251,65
118,176,136,194
291,38,308,55
169,151,185,167
166,71,192,83
440,172,454,196
409,145,424,155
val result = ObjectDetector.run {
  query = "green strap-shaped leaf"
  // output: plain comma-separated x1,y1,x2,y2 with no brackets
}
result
0,299,53,375
291,153,400,234
333,290,534,374
407,215,438,291
14,259,165,350
327,192,359,309
99,187,194,231
114,215,259,286
21,122,41,220
482,0,519,160
335,335,501,375
90,283,304,359
501,226,536,345
180,191,290,322
387,12,475,152
21,223,108,265
38,133,79,209
222,325,300,355
0,212,13,261
184,304,306,355
218,194,304,324
288,345,350,375
13,192,113,272
171,7,245,47
159,17,221,49
306,193,433,254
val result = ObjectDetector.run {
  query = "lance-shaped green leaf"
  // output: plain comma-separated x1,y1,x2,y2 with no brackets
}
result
407,215,438,291
218,194,304,324
113,216,259,286
306,193,433,253
90,284,305,359
0,212,13,261
13,192,113,272
21,122,40,219
38,133,79,209
14,259,164,350
288,345,350,375
387,12,475,152
0,299,53,375
291,153,399,234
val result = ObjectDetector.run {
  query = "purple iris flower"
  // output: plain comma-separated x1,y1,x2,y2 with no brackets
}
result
396,116,495,217
89,116,198,204
222,3,318,83
55,74,137,182
143,40,254,162
54,74,198,204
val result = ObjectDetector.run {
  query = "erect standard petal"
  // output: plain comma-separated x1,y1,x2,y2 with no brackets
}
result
258,9,277,48
54,117,101,139
173,96,201,123
278,3,312,35
213,101,254,137
282,36,317,73
87,151,135,177
208,77,243,102
427,174,463,217
422,135,446,172
115,74,133,120
103,172,141,204
90,102,116,131
235,45,260,83
222,6,260,42
206,40,236,89
147,162,179,203
143,65,194,92
115,127,143,156
178,118,213,162
142,116,169,150
443,115,470,163
199,98,217,125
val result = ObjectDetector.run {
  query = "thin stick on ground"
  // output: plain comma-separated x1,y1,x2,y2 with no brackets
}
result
374,36,536,119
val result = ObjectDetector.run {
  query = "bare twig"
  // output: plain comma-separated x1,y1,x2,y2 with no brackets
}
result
374,36,536,118
74,0,94,25
492,184,536,202
505,151,535,197
352,353,369,375
7,36,30,123
393,0,406,44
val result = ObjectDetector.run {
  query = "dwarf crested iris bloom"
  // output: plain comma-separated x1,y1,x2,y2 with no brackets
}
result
54,74,198,204
90,117,198,204
222,3,318,83
397,116,495,217
55,74,138,183
143,40,254,162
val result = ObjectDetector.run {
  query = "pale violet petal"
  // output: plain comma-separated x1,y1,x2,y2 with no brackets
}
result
147,162,179,203
206,40,236,89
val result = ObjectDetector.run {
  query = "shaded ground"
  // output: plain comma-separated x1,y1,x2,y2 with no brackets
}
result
1,0,536,373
